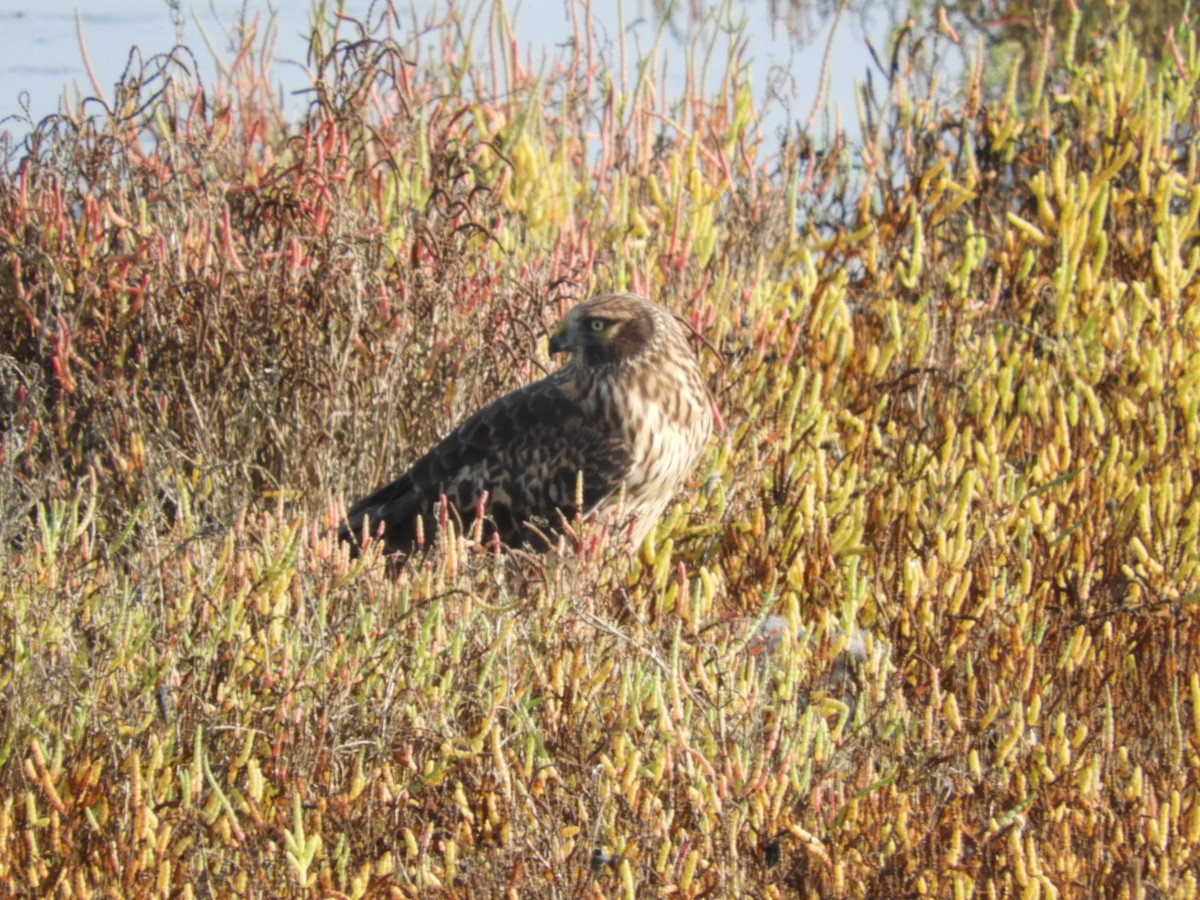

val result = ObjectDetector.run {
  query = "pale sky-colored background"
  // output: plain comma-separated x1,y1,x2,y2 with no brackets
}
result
0,1,897,145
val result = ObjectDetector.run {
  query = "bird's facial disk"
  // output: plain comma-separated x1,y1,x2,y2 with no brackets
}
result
549,298,656,366
549,313,616,356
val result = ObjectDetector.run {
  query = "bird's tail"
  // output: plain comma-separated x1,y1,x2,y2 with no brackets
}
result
338,474,421,555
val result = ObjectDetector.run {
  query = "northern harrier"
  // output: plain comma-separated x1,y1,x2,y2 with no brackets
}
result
340,293,713,555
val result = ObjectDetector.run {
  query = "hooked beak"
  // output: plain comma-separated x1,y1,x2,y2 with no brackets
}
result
548,325,570,355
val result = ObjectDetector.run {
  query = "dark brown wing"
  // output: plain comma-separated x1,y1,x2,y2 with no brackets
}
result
340,374,631,555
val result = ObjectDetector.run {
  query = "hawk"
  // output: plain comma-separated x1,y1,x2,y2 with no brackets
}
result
340,293,713,556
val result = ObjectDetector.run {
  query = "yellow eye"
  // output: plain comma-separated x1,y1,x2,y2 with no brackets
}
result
588,318,607,332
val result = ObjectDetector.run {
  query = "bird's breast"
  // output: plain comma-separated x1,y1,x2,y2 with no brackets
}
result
569,350,712,535
620,377,711,496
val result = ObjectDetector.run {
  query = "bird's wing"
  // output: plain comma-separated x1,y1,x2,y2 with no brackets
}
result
341,375,631,554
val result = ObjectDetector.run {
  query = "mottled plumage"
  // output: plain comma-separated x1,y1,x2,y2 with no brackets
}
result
340,294,713,556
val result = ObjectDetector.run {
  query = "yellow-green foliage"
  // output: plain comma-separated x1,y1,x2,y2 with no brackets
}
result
1,2,1198,896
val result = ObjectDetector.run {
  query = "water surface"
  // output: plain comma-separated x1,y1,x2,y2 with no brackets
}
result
1,1,894,145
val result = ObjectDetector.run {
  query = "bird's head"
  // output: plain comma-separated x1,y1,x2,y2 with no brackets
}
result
549,294,666,368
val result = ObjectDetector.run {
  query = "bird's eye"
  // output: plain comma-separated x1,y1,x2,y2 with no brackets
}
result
588,318,608,333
